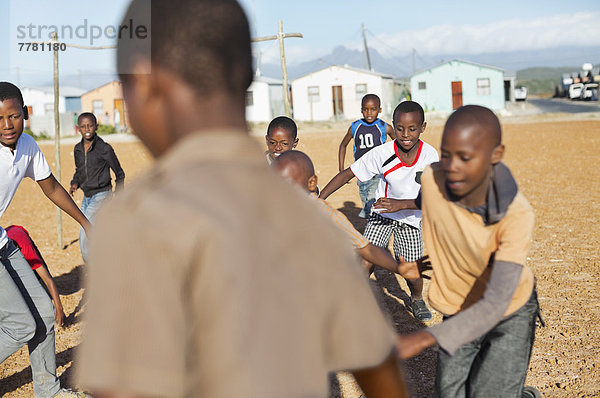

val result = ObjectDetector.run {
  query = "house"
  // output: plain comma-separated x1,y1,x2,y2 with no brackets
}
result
80,80,128,129
291,65,405,122
22,86,85,116
411,60,510,112
245,75,285,123
22,86,86,137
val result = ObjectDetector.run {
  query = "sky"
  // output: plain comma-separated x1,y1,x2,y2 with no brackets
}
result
2,0,599,88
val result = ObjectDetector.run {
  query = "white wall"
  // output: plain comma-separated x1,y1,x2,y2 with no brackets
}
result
245,80,285,122
22,88,66,116
291,66,396,122
29,112,78,137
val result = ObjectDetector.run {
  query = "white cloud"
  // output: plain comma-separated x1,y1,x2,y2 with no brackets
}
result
362,12,600,56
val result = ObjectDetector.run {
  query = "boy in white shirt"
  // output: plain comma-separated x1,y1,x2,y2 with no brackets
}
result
0,81,90,397
320,101,438,321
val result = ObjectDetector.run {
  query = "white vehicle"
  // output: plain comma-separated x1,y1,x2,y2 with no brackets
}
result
514,86,527,101
569,83,584,100
581,83,599,101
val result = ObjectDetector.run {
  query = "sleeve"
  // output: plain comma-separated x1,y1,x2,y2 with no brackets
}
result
70,146,81,187
350,149,382,182
6,227,44,270
105,144,125,188
428,260,523,355
75,203,188,396
323,252,397,371
330,209,369,249
23,136,52,182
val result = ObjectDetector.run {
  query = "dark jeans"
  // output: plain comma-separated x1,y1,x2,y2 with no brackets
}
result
435,289,539,398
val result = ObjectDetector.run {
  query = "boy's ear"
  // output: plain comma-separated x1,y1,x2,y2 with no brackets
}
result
421,121,427,133
22,106,29,120
293,138,299,148
307,174,318,193
491,144,505,164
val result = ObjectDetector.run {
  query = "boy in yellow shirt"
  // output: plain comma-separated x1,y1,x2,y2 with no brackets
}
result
397,105,540,398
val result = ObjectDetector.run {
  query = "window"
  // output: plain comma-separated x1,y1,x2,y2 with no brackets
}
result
477,78,490,96
418,81,426,90
308,86,320,103
355,83,367,99
245,91,253,106
92,100,103,116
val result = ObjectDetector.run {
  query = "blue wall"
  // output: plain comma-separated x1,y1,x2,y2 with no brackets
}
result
411,61,505,112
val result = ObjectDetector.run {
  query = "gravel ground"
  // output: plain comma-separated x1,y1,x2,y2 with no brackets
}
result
1,113,599,397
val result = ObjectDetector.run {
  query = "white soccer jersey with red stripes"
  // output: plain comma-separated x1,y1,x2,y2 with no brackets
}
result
350,139,439,227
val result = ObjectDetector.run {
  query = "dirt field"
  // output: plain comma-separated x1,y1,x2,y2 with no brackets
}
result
1,114,599,397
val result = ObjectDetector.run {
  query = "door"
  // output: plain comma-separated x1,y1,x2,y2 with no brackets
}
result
451,81,463,110
332,85,343,118
114,99,126,129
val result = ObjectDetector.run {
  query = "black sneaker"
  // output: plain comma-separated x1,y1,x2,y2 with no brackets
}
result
522,386,541,398
409,299,432,321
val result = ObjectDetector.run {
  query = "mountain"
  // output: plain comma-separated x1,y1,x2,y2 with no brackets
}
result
260,45,600,81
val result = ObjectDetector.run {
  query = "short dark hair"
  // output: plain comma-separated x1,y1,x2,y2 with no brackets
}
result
361,94,381,108
0,82,24,107
117,0,253,97
393,101,425,125
78,112,97,125
267,116,298,140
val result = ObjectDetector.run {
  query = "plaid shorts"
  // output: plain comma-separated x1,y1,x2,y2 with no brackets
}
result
363,212,422,262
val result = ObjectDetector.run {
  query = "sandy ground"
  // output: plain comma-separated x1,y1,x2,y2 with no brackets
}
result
1,112,599,397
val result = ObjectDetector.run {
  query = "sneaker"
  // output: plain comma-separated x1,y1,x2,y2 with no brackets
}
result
409,299,433,321
54,388,90,398
522,386,541,398
358,209,367,218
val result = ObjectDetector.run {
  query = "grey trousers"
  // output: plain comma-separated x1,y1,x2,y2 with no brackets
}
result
0,240,60,398
435,289,539,398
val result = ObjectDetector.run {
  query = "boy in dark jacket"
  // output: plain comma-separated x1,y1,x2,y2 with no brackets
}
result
69,112,125,263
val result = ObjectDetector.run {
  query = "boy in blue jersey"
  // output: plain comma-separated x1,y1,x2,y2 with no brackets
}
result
338,94,394,218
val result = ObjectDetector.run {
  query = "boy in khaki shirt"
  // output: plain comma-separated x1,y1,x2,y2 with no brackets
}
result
75,1,409,397
397,105,541,397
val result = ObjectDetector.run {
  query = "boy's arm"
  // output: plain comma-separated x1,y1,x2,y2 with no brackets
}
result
37,174,91,234
70,148,81,195
372,190,422,213
397,260,523,359
386,123,395,141
106,145,125,191
319,168,355,199
338,127,353,172
34,266,65,326
351,350,409,398
358,244,421,280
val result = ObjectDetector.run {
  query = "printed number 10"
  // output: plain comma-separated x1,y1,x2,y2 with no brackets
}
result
358,133,374,149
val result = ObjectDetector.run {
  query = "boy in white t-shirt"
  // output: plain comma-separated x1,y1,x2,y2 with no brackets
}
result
0,81,90,397
320,101,438,321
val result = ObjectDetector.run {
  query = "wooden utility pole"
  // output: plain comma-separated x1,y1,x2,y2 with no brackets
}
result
252,21,302,117
362,24,372,71
51,32,63,248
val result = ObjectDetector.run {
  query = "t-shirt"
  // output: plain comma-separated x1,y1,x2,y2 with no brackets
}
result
351,118,388,161
350,139,439,227
76,130,396,398
0,133,52,248
421,163,535,317
312,194,369,250
5,225,43,270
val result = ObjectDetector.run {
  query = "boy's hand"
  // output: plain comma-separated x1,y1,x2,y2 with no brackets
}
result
396,255,432,280
69,184,78,196
396,331,437,359
372,198,404,213
55,305,66,327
